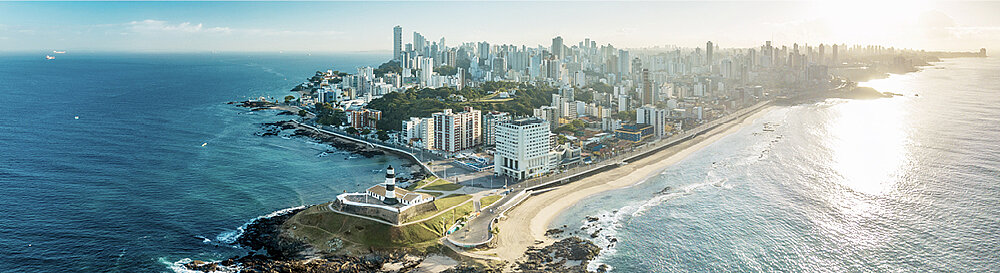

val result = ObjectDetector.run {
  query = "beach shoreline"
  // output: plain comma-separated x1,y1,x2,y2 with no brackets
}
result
485,105,777,261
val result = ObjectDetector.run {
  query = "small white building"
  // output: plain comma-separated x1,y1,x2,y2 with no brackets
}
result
364,165,433,206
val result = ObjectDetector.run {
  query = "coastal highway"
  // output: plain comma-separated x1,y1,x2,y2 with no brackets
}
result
447,100,773,248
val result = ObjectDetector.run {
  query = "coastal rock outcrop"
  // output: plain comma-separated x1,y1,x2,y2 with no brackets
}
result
259,120,386,158
186,252,424,273
234,207,308,259
231,100,277,109
441,264,504,273
184,204,428,273
514,237,601,273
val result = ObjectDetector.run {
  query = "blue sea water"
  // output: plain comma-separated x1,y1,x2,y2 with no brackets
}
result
0,52,409,272
552,57,1000,272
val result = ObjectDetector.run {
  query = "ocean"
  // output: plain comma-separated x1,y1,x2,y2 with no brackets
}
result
551,57,1000,272
2,54,997,273
0,52,412,272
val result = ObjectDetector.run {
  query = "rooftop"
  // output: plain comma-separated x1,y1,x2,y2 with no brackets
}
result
510,117,545,126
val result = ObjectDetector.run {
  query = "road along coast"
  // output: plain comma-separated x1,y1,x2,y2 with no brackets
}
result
485,104,776,261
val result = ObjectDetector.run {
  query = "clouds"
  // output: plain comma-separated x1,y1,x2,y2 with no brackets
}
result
126,19,232,34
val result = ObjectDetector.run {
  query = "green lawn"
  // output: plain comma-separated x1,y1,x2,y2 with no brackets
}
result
422,179,463,191
409,194,471,221
415,200,475,235
405,176,438,190
416,191,443,197
480,195,503,208
285,197,479,249
285,203,444,249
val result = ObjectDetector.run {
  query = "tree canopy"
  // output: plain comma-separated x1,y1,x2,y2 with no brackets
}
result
374,60,402,77
366,82,557,131
434,65,458,76
314,103,346,126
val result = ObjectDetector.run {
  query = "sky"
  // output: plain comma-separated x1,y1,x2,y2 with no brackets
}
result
1,1,998,53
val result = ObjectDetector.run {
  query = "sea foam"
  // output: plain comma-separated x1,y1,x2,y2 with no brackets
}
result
215,206,306,245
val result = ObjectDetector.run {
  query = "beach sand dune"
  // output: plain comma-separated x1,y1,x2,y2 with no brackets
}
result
485,107,775,261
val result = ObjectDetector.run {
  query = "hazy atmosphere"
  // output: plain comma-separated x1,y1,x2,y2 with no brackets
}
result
2,1,998,52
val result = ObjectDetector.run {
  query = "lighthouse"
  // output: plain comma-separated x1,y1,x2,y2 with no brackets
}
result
383,165,398,205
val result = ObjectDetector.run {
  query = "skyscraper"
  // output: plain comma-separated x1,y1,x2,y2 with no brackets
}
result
551,36,564,59
478,42,491,60
413,32,426,55
818,44,826,64
631,57,642,82
393,26,402,60
832,44,839,66
618,50,631,77
706,41,714,65
641,68,652,106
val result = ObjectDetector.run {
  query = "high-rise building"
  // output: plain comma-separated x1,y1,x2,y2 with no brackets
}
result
551,36,564,59
631,57,642,82
832,44,839,66
483,111,511,146
393,26,402,60
419,57,434,86
818,44,826,65
445,49,458,67
433,107,482,153
413,32,426,55
350,109,381,129
478,42,491,60
706,41,714,65
617,50,631,77
495,117,551,180
641,68,653,105
401,117,434,149
533,106,559,131
617,94,630,112
637,105,668,138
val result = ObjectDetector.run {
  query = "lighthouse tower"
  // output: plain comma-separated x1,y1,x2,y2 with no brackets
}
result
383,165,398,205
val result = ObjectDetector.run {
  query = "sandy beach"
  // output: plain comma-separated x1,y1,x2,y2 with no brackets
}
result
484,106,776,260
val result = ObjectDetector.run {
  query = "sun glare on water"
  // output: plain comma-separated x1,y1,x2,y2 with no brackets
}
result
827,99,912,197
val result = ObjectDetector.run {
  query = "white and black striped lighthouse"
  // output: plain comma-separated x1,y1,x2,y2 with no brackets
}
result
383,165,398,205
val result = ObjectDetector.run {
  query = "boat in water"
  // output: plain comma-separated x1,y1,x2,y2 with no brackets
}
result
52,50,66,54
45,55,55,60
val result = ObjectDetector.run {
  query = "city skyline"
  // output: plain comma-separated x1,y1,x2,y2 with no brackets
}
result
2,1,999,53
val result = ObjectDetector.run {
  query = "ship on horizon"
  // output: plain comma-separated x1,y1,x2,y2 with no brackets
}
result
52,50,66,54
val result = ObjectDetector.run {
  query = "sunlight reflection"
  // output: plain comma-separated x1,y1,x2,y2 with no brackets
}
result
826,99,910,196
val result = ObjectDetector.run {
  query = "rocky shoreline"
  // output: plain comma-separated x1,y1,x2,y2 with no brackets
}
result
182,203,604,273
228,100,285,112
256,119,428,182
184,205,428,273
259,120,388,158
513,237,603,273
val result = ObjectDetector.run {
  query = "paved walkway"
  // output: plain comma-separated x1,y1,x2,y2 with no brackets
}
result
440,238,501,261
